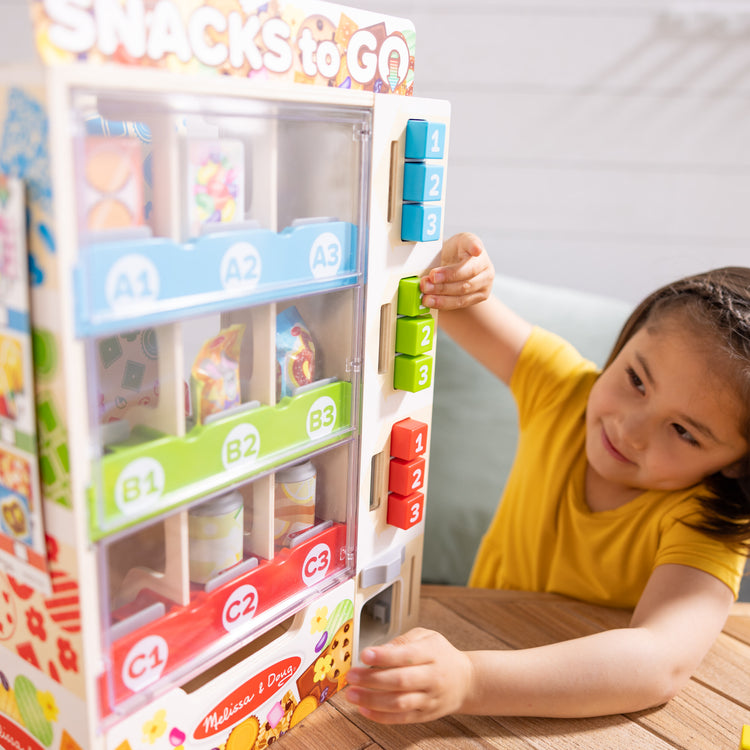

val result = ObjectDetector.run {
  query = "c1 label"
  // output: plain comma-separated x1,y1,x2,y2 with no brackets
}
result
122,634,168,692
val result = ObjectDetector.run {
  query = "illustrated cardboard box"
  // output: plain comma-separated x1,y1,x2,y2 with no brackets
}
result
0,1,449,748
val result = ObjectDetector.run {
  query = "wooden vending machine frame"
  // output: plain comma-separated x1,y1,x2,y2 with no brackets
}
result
0,2,449,748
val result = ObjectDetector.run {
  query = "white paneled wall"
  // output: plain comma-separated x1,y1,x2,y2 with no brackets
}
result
1,0,748,301
357,0,750,302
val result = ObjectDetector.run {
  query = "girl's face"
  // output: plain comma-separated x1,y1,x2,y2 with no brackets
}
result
586,318,748,494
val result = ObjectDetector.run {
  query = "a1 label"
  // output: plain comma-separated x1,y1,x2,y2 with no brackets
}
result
106,254,160,312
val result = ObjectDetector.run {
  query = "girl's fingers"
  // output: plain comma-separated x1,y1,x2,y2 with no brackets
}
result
352,702,428,725
421,267,494,310
422,265,493,297
427,253,488,287
347,662,434,694
346,685,427,719
442,232,486,266
357,628,437,670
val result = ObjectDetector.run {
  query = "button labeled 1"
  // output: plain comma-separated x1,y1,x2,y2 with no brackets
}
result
390,418,428,460
405,120,446,160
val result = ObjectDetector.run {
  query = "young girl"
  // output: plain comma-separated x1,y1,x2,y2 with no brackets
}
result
345,232,750,722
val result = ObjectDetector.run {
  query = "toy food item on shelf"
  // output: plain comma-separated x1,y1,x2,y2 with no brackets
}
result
188,491,244,584
274,461,316,547
191,324,245,423
83,135,145,231
186,138,245,236
97,328,159,425
276,307,316,399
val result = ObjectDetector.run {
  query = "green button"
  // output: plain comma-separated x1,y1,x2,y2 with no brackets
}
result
397,276,429,317
395,315,435,356
394,354,433,392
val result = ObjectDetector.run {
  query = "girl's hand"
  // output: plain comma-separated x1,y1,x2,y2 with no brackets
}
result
420,232,495,311
345,628,473,724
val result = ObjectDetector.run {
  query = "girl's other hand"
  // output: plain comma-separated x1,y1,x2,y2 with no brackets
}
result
420,232,495,311
345,628,473,724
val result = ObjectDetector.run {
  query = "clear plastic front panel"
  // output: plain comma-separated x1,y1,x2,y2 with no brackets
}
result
70,88,369,715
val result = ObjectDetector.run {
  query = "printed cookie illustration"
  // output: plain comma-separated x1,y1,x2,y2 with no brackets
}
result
296,602,354,705
255,690,297,749
323,597,354,651
289,694,317,730
324,620,353,689
225,715,259,750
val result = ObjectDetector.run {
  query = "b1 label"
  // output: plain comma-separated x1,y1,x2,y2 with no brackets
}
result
114,456,165,514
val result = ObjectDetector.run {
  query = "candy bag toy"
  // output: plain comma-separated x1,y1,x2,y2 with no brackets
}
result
276,307,316,399
191,324,245,423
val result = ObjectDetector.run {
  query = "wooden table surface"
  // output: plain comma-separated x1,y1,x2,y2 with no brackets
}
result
278,585,750,749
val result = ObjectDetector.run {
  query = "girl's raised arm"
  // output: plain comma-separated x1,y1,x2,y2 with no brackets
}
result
421,233,532,385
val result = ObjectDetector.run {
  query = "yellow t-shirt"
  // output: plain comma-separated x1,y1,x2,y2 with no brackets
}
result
469,327,746,608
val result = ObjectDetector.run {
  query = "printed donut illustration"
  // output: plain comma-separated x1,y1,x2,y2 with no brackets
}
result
288,324,316,388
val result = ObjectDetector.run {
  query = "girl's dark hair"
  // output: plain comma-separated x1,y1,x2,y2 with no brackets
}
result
604,267,750,553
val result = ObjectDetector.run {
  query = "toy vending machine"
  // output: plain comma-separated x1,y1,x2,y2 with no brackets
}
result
0,1,449,749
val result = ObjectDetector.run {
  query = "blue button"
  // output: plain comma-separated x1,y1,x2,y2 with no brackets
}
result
405,120,446,160
403,162,444,203
401,203,442,242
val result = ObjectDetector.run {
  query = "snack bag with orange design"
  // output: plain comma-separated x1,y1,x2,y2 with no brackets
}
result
191,324,245,423
275,307,316,399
